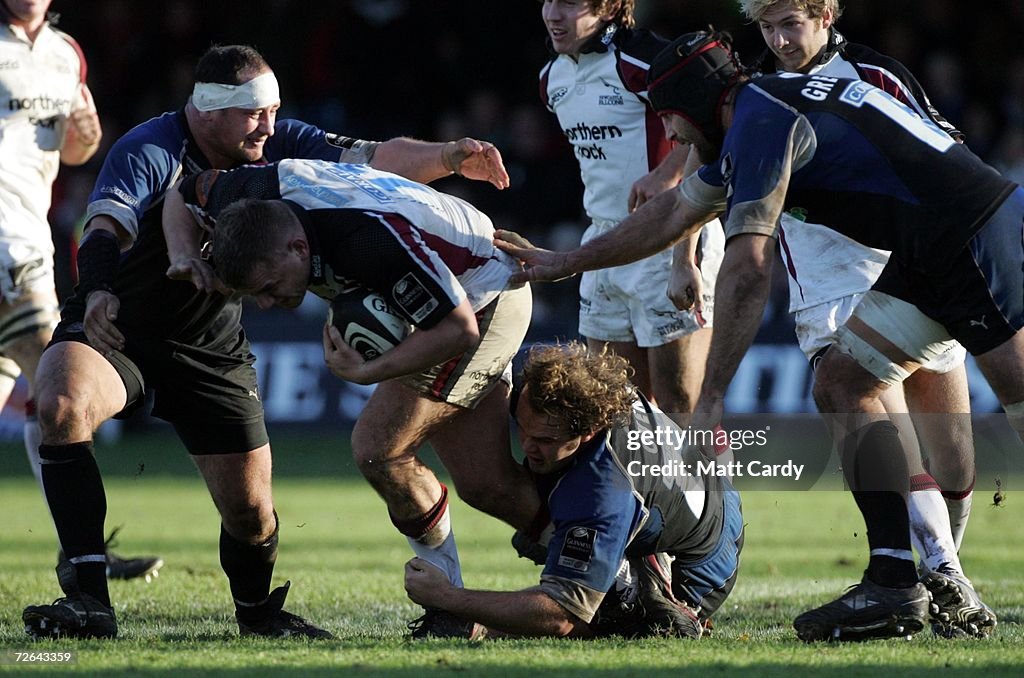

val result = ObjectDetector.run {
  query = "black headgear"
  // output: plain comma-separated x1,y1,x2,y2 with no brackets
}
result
647,30,742,149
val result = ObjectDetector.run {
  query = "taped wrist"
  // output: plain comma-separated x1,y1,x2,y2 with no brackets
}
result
77,230,120,298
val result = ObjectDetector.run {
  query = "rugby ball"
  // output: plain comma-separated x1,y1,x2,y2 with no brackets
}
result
328,287,411,361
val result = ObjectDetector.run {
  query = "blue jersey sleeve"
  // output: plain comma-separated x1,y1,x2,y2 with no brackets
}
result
718,83,813,240
264,119,348,163
85,113,184,239
536,442,646,621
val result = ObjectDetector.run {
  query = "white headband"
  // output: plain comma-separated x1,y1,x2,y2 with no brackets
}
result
191,72,280,112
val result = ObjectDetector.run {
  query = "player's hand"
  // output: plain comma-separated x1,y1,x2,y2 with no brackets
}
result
627,166,677,212
493,230,574,284
165,257,231,295
83,290,125,355
404,558,452,608
668,258,703,313
445,138,510,190
67,108,102,148
322,323,376,384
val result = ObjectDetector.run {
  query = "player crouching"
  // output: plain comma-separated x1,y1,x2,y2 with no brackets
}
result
404,342,744,638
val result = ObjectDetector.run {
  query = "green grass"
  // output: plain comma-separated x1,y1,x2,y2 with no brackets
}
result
0,432,1022,675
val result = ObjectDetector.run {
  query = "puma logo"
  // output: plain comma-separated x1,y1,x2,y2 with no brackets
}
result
969,316,988,330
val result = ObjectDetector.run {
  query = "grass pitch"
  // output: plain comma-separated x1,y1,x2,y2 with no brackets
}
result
0,431,1022,675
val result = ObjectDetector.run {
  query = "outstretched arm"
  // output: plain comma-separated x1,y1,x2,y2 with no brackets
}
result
371,137,509,189
404,558,588,638
495,187,717,284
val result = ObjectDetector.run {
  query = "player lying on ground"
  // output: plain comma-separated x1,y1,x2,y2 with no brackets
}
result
404,342,743,639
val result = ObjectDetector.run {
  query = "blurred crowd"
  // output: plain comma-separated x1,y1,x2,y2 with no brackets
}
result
48,0,1024,342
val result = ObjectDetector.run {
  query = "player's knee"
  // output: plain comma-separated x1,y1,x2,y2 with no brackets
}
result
220,502,276,543
36,390,92,442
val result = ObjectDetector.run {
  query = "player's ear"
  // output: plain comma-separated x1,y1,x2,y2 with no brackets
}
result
289,236,309,258
821,7,833,29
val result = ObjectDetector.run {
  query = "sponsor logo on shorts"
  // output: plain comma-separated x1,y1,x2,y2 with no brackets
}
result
558,526,596,572
393,274,438,323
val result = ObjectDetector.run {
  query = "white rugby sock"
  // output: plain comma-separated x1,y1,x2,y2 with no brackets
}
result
908,474,962,574
943,488,973,552
407,504,464,588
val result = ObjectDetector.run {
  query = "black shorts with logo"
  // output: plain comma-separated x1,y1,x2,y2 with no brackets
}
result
872,185,1024,356
50,311,268,456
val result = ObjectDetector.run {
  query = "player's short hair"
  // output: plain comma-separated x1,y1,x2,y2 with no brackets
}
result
738,0,843,23
539,0,636,29
211,198,293,288
521,341,636,437
195,44,270,85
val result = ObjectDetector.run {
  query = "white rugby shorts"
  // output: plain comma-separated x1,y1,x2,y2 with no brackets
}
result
578,219,724,347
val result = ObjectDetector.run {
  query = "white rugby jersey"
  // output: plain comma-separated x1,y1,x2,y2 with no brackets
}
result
0,18,86,244
539,26,673,224
769,32,957,311
191,159,520,320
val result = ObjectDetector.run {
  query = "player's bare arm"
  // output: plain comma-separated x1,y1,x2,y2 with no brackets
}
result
627,144,689,211
496,187,716,284
162,177,227,294
694,233,776,425
322,299,479,385
404,558,587,638
60,84,102,166
371,137,510,189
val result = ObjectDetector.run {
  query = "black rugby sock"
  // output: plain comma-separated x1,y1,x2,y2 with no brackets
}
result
220,513,279,623
841,421,918,588
39,442,110,606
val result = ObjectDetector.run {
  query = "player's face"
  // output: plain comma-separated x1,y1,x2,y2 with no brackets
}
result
515,391,592,474
757,2,832,73
661,113,720,165
3,0,51,23
240,254,307,310
205,100,280,167
542,0,613,58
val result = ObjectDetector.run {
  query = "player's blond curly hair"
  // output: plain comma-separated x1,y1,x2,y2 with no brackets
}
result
521,342,636,437
539,0,636,29
738,0,843,23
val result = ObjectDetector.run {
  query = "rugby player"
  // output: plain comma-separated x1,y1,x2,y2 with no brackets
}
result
404,342,743,639
705,0,984,638
22,44,509,640
178,158,536,639
495,31,1017,641
1,0,161,581
538,0,725,420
